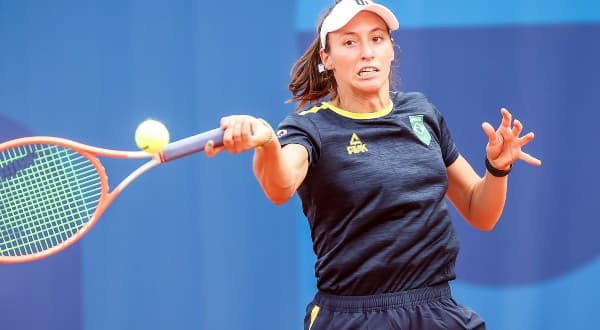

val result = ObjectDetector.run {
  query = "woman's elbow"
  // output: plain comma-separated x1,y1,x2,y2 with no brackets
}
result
264,188,295,205
468,216,500,232
475,222,497,232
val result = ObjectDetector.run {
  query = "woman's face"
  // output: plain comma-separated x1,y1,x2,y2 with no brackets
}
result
321,11,395,98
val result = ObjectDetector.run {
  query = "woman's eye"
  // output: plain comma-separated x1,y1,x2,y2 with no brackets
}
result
344,40,356,46
373,36,384,42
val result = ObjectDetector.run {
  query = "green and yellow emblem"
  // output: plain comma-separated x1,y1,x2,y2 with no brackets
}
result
409,115,431,145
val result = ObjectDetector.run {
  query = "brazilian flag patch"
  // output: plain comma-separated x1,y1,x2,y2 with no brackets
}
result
409,115,431,145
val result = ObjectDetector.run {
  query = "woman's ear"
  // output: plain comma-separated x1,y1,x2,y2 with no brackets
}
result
320,48,332,71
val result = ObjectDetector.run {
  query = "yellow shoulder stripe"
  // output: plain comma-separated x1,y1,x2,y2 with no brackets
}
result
299,104,329,116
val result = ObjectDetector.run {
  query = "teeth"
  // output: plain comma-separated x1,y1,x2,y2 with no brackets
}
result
359,67,377,76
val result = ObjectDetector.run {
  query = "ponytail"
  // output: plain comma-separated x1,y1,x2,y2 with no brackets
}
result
286,1,341,111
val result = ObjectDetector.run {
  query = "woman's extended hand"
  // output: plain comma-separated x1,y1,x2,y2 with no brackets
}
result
205,115,274,157
482,108,542,169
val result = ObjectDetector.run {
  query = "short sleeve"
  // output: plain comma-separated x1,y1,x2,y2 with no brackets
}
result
428,102,460,167
432,105,460,167
276,113,321,165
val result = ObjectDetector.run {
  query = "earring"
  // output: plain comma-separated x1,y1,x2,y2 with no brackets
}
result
318,63,326,73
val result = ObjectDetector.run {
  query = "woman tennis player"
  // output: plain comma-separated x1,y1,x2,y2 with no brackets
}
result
206,0,541,328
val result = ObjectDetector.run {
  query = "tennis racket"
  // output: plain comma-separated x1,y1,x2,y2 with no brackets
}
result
0,128,223,264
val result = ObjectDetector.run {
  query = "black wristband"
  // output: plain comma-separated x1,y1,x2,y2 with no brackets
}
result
485,158,512,177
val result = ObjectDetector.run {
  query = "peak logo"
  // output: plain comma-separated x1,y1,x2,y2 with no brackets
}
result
346,133,368,155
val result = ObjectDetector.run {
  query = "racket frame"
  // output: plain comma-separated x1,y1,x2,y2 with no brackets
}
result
0,128,222,263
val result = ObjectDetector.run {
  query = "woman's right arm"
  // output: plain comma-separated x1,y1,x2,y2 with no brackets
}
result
253,141,309,205
204,115,309,205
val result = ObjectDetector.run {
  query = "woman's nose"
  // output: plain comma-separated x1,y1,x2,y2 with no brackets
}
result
360,42,375,59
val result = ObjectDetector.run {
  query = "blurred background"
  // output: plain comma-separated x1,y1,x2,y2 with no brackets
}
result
1,0,599,329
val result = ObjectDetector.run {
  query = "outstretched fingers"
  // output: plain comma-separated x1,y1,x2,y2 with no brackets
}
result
484,107,542,167
520,150,542,166
511,119,523,137
500,108,513,130
481,122,499,144
518,131,536,145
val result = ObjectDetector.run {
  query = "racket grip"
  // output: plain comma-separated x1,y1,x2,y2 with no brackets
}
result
159,128,224,162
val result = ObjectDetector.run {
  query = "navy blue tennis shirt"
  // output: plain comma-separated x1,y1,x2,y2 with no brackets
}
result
277,92,461,296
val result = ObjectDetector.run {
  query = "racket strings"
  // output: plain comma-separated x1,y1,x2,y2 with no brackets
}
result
0,144,102,256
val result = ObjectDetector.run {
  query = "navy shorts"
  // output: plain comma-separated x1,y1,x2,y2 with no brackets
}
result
304,283,485,330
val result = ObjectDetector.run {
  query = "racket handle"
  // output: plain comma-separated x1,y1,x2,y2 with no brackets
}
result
159,128,224,162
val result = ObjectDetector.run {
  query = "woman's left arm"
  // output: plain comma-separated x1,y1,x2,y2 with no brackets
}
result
445,108,542,231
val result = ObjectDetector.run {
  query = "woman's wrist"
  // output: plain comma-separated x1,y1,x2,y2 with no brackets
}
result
485,157,512,177
255,118,275,150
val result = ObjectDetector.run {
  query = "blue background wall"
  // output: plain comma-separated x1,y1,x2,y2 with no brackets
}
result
1,0,598,329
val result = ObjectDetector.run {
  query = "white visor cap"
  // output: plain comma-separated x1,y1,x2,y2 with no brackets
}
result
320,0,399,49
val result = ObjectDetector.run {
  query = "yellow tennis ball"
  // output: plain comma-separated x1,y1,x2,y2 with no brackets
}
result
135,119,170,153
